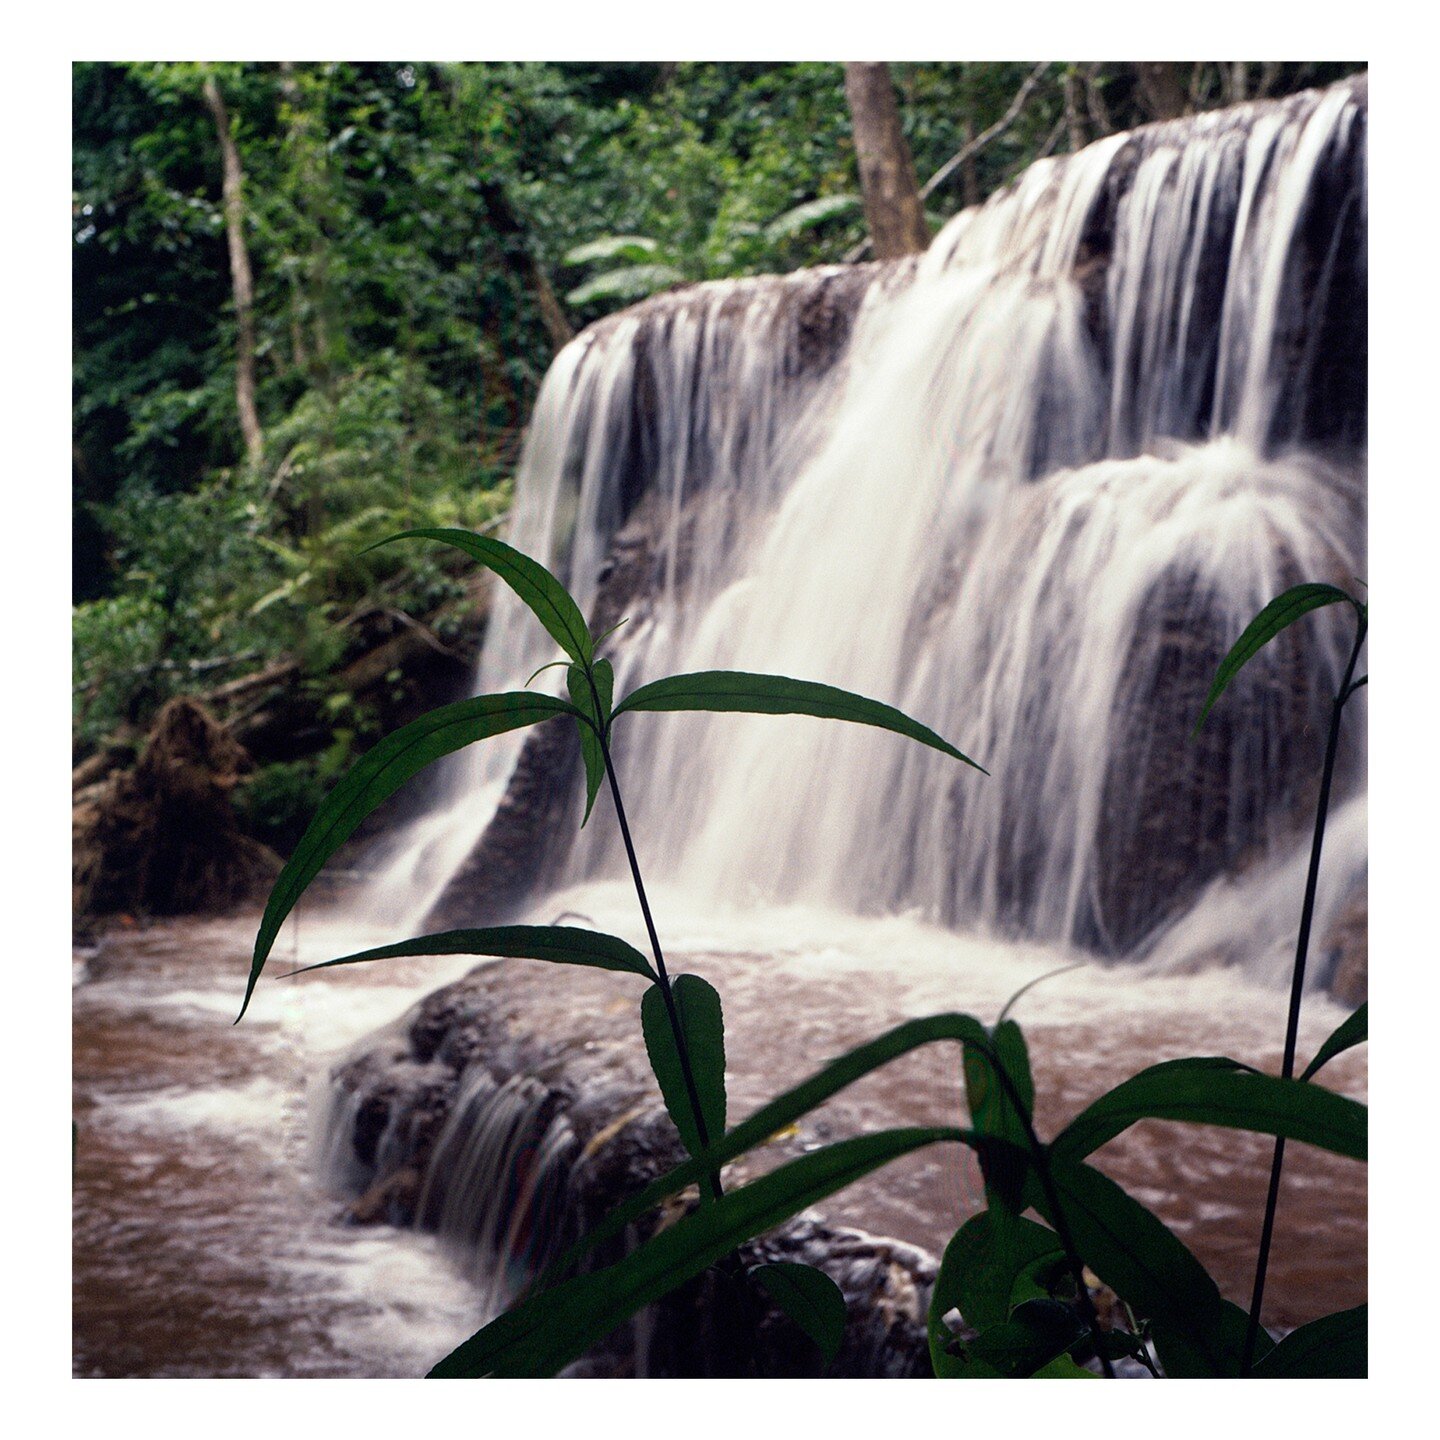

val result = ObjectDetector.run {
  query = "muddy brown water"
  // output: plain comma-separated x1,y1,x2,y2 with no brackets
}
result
72,897,1365,1377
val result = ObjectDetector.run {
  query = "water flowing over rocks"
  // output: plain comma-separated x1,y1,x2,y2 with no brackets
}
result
322,79,1367,1374
368,78,1366,986
323,959,938,1376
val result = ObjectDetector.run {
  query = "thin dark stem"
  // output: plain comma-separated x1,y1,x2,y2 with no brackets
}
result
974,1040,1117,1379
594,714,724,1202
1240,610,1366,1375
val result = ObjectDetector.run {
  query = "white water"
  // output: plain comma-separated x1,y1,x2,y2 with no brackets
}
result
362,80,1366,976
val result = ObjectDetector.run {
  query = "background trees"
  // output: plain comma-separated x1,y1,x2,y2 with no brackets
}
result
72,60,1362,790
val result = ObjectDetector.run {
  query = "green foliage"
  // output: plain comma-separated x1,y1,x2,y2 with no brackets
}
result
641,974,727,1162
614,671,986,770
1302,1002,1367,1082
283,924,657,981
751,1262,847,1365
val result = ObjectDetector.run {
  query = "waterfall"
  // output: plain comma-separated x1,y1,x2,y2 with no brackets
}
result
363,79,1365,970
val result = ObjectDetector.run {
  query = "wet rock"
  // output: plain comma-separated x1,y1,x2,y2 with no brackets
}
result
324,961,940,1377
1321,888,1367,1007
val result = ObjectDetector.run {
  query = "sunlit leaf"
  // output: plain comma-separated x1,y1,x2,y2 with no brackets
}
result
752,1261,847,1364
1252,1303,1366,1378
763,193,862,243
566,263,685,306
368,528,592,664
642,974,726,1160
562,234,661,266
1050,1060,1367,1165
429,1126,973,1377
240,692,578,1019
279,924,656,982
1301,1002,1367,1082
613,670,985,771
1196,582,1357,730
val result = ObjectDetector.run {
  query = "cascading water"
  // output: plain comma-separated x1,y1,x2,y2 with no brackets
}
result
363,78,1366,975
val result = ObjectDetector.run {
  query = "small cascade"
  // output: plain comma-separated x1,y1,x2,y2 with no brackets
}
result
414,1071,578,1310
361,78,1366,975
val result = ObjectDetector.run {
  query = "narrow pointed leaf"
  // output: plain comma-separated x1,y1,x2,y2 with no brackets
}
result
1152,1299,1274,1377
280,925,656,983
1196,582,1355,730
429,1126,972,1377
1051,1060,1367,1165
752,1262,847,1365
641,974,726,1158
612,670,986,771
1301,1002,1367,1081
531,1011,991,1292
241,693,578,1019
567,659,614,826
1252,1303,1366,1378
1032,1159,1224,1345
964,1021,1034,1209
371,528,592,664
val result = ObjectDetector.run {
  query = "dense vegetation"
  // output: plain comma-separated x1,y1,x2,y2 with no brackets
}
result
73,61,1361,834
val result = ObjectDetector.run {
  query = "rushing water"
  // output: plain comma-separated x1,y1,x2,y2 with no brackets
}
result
74,82,1368,1377
72,900,1366,1376
71,916,486,1377
366,80,1365,967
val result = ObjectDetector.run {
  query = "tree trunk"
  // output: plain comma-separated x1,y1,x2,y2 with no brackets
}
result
843,63,930,260
477,179,574,354
202,75,265,469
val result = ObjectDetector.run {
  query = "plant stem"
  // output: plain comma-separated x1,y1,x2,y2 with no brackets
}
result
1240,610,1366,1375
595,721,724,1202
979,1044,1116,1379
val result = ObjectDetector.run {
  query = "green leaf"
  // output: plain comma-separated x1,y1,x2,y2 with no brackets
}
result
1051,1060,1367,1165
1031,1354,1101,1378
240,692,578,1019
613,670,986,771
566,263,685,306
967,1298,1089,1378
641,974,726,1159
429,1126,972,1377
1152,1299,1274,1377
1196,582,1357,730
752,1262,847,1365
1032,1159,1224,1346
1302,1002,1367,1082
763,193,861,243
929,1211,1066,1374
562,234,661,266
369,528,592,665
964,1021,1034,1208
278,924,656,982
1252,1303,1366,1378
531,1011,991,1293
567,660,614,826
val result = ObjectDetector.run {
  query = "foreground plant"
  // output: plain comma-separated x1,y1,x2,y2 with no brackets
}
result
239,541,1368,1379
239,526,985,1354
1196,581,1368,1374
